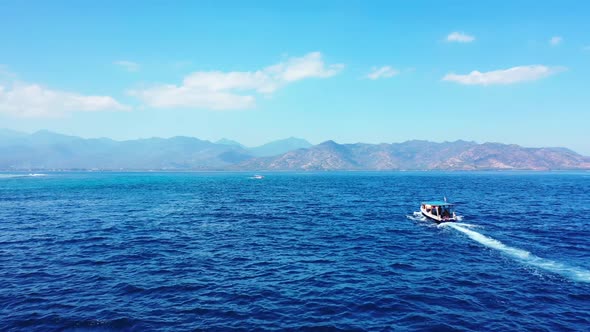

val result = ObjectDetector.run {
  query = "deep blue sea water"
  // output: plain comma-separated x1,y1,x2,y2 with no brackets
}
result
1,171,589,331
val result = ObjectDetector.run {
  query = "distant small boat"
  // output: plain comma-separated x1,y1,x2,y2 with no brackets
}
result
420,199,457,223
252,175,264,179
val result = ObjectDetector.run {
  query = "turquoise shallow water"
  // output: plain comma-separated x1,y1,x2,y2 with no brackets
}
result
1,172,589,331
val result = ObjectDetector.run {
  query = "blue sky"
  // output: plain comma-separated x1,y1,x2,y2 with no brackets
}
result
1,1,589,154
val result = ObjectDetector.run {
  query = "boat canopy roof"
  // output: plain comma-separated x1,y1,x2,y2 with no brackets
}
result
422,201,454,206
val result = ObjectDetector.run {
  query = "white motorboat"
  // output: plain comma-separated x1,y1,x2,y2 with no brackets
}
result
420,200,457,223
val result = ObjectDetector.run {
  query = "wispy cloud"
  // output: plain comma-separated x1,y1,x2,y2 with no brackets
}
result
582,45,590,51
549,36,563,46
129,52,344,110
442,65,565,85
114,60,140,72
0,82,129,117
366,66,399,80
446,32,475,43
0,65,18,81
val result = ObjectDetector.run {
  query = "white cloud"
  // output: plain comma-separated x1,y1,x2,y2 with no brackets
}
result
129,52,343,110
446,32,475,43
442,65,565,85
549,36,563,46
0,82,129,117
366,66,399,80
114,60,140,72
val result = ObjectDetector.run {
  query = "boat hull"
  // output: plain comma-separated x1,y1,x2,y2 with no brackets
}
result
420,207,456,223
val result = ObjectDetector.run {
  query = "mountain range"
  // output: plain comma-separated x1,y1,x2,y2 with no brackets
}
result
0,129,588,171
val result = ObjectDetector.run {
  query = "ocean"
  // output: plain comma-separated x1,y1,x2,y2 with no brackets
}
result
1,172,589,331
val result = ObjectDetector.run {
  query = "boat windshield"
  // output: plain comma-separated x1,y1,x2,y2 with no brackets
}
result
440,206,454,218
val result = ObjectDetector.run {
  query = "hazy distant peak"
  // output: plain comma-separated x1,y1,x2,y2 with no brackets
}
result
249,137,312,157
168,135,207,142
286,136,309,141
30,130,83,140
32,129,60,136
216,138,245,148
29,130,84,144
318,140,338,146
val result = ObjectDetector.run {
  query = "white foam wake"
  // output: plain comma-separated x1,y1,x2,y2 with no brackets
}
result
450,222,477,228
406,211,426,221
444,223,590,283
0,173,47,179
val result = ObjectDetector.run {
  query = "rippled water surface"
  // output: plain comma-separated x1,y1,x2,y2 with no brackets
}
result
1,172,589,331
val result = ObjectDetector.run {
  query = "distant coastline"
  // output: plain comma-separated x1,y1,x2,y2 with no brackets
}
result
1,129,589,171
2,169,589,173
